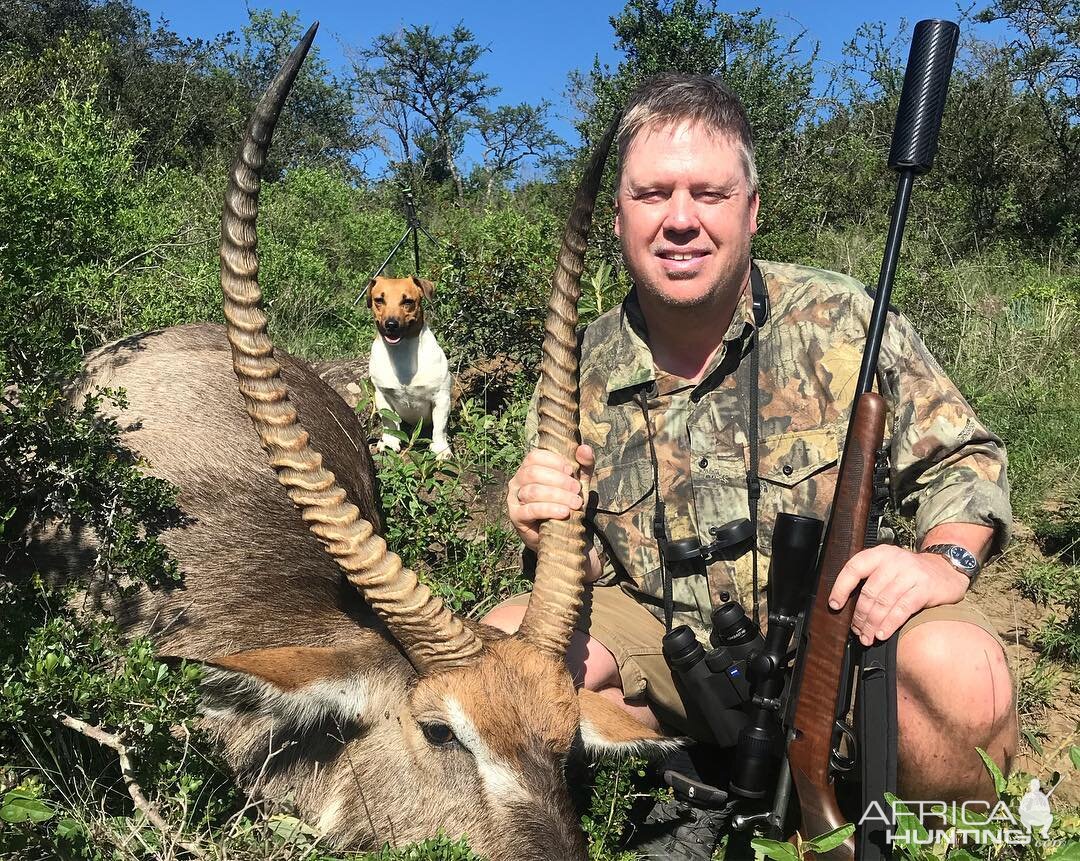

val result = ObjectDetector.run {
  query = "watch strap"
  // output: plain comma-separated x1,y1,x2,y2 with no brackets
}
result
923,543,981,582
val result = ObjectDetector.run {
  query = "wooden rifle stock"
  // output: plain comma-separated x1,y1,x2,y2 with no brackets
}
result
787,392,887,859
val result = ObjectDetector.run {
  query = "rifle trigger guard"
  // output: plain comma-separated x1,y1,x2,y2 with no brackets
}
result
830,719,857,776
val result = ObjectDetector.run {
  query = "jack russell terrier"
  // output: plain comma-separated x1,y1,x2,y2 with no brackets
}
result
367,275,453,460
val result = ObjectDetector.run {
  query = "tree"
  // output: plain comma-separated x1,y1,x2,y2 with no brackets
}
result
814,19,1068,248
0,2,368,174
978,0,1080,233
354,23,499,199
1,0,239,171
225,9,371,178
474,101,563,199
568,0,822,259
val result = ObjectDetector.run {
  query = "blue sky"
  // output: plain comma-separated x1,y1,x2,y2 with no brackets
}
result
138,1,1003,175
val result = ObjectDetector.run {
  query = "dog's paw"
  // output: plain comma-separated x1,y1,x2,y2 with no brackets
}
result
377,435,402,453
432,443,453,462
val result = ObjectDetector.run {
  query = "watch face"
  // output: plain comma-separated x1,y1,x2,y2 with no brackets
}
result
947,545,978,572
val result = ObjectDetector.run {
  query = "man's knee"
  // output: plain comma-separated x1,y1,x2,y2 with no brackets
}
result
480,601,622,691
898,620,1014,742
481,603,526,634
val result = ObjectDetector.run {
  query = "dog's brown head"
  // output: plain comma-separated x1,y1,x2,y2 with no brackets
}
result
367,276,435,344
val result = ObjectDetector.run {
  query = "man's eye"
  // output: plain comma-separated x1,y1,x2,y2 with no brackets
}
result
421,721,456,747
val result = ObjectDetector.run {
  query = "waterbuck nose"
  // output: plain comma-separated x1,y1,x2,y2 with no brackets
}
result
385,318,400,333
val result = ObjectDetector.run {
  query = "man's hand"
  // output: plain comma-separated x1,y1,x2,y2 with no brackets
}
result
507,445,596,553
828,545,970,645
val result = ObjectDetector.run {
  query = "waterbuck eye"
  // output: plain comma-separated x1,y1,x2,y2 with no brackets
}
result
420,721,456,747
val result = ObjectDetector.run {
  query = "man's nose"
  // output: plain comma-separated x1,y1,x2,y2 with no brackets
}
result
662,190,698,233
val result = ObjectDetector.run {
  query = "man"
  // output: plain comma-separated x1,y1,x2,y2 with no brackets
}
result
484,73,1016,857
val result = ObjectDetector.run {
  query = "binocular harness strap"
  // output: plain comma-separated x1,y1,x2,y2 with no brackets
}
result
641,261,770,634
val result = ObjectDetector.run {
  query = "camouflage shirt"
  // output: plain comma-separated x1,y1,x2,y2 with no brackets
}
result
528,260,1011,636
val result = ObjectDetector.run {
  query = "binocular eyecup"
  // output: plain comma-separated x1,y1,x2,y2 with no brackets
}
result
661,518,756,567
662,623,750,748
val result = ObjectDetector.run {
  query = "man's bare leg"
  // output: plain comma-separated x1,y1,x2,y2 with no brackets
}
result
896,620,1017,803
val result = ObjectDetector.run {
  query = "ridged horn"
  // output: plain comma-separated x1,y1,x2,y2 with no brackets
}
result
218,23,482,673
517,114,620,656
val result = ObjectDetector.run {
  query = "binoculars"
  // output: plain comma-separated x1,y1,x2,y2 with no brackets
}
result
662,513,824,799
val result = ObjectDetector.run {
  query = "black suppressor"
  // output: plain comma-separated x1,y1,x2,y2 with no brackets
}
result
729,513,824,800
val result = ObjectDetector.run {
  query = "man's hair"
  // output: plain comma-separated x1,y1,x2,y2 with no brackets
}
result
616,73,758,195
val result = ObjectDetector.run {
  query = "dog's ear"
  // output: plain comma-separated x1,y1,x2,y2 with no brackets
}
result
365,278,378,308
412,276,436,300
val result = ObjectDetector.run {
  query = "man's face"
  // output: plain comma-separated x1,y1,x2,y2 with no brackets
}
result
614,120,759,312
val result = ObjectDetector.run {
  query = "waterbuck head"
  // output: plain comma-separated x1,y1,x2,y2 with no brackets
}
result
207,23,674,858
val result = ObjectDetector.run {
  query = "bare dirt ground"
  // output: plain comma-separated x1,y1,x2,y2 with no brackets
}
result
974,525,1080,804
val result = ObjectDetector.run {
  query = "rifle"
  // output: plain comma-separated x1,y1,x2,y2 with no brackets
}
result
783,19,959,859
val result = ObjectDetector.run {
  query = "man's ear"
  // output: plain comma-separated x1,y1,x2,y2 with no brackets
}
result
748,191,760,236
613,199,622,238
199,643,408,731
366,278,378,308
411,276,436,300
576,688,683,758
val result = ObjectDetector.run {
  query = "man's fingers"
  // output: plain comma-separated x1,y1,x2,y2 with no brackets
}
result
515,481,583,510
517,501,575,523
851,568,910,644
828,547,882,610
873,586,922,641
856,570,919,639
576,444,596,471
577,444,596,495
518,463,584,497
524,448,578,475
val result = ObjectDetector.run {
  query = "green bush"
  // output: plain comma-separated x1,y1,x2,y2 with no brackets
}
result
425,203,563,374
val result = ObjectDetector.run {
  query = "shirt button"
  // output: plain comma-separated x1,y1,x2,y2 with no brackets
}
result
782,464,793,476
699,458,709,469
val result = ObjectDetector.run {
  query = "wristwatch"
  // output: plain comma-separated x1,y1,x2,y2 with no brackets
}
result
922,543,981,584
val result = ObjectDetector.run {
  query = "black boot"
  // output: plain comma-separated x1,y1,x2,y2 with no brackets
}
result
622,746,731,860
624,797,729,860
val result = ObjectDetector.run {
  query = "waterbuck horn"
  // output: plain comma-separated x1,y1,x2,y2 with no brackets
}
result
219,23,482,673
517,114,620,656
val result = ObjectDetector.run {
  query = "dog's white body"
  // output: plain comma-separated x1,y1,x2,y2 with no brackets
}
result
369,325,453,459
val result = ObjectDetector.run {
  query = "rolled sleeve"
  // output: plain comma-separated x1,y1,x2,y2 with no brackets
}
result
882,313,1012,556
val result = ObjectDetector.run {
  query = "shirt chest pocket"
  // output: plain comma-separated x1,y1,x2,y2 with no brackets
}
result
756,428,841,548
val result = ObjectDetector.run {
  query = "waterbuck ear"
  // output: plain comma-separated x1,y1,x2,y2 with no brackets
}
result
576,688,683,758
200,644,405,732
411,276,435,300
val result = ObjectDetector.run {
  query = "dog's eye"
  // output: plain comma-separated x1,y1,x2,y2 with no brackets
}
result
401,299,415,308
374,296,385,305
420,721,456,747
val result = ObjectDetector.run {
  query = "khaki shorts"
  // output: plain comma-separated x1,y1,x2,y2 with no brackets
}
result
496,584,1005,737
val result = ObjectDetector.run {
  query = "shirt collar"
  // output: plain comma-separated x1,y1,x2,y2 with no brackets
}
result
605,283,758,394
